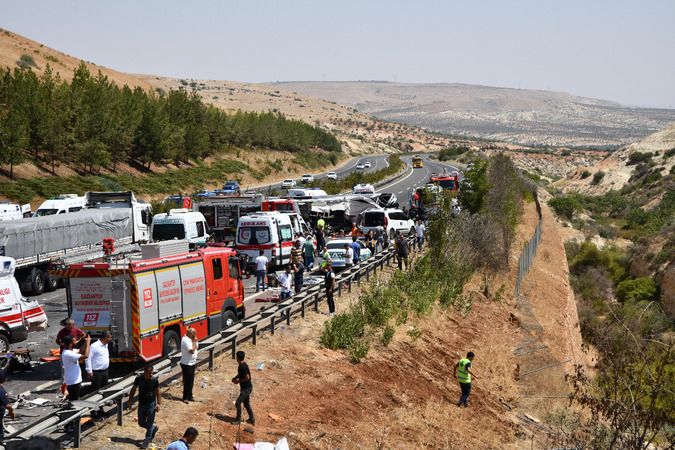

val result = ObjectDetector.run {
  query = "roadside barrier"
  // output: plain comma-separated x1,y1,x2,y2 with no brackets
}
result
514,193,543,298
7,236,415,447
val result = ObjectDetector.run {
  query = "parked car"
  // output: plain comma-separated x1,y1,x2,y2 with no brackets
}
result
319,238,372,271
356,163,365,170
281,179,297,189
221,180,241,194
364,161,372,168
301,174,314,184
359,208,415,240
326,171,338,180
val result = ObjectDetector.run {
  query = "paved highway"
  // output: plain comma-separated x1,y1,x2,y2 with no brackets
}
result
4,153,458,399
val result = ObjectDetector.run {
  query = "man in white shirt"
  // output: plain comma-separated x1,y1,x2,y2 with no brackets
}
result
255,250,269,292
344,243,354,268
415,219,426,251
86,331,112,390
180,327,198,402
278,265,292,300
62,333,91,401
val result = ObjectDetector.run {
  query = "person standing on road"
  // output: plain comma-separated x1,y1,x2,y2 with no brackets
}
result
0,371,15,443
394,231,409,270
86,331,112,391
453,352,477,407
232,351,255,425
350,236,361,265
278,265,293,300
180,327,198,403
128,364,161,449
302,234,315,269
319,247,331,274
324,262,336,316
415,219,426,251
350,222,359,238
62,334,91,401
293,262,304,294
315,227,326,254
254,250,269,293
166,427,199,450
291,239,303,266
344,243,354,269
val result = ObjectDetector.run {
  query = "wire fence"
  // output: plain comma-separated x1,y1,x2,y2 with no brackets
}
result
515,194,543,298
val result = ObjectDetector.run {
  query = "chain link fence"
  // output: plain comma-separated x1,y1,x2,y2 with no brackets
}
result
515,194,543,298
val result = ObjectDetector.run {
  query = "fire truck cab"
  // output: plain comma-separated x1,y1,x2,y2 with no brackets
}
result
55,245,245,362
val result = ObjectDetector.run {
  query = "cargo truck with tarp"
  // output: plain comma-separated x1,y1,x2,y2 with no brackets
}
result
0,191,151,295
52,244,245,362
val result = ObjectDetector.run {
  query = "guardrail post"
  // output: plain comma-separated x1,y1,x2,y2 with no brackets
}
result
116,397,123,425
74,418,81,448
286,308,291,325
314,293,319,312
338,280,342,297
270,316,276,335
348,278,352,293
208,348,214,371
252,324,257,345
231,336,237,359
366,266,370,281
301,299,306,318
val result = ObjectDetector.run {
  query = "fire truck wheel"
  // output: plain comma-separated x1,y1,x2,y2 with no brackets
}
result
0,334,9,353
223,310,237,329
29,268,45,296
162,330,180,357
43,272,58,292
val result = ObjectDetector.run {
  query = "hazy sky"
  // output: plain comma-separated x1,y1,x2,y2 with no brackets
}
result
3,0,674,108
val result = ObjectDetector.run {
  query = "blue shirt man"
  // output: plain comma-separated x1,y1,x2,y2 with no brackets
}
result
166,427,199,449
350,237,361,265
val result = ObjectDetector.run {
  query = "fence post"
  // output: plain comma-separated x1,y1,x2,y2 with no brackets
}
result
208,348,214,371
231,336,237,359
116,397,123,426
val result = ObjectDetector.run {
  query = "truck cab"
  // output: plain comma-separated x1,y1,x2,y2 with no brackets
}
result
0,202,31,221
151,209,209,248
85,191,152,243
0,257,48,351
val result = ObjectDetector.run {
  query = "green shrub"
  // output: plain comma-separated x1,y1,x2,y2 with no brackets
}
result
591,171,606,185
616,277,657,303
348,340,369,363
17,54,37,69
380,326,395,346
320,310,364,350
438,146,469,161
627,152,653,165
549,195,582,219
406,326,422,340
580,170,591,179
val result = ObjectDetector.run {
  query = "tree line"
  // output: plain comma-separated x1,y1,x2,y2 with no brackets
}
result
0,63,341,179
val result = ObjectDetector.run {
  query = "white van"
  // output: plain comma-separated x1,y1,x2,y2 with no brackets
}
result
33,194,86,217
0,257,48,351
0,202,31,221
236,212,294,269
151,209,209,247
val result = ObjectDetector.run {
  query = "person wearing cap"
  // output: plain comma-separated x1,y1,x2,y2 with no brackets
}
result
0,371,15,442
62,333,91,401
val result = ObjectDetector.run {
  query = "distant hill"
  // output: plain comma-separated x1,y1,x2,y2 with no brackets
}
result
269,81,675,147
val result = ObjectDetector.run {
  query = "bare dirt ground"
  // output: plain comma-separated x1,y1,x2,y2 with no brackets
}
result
79,199,582,450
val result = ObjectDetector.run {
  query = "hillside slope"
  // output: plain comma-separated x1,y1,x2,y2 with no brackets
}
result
270,81,675,147
0,28,151,90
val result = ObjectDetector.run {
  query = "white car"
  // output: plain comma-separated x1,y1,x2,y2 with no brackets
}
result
364,161,372,168
301,174,314,184
359,208,415,240
326,171,338,180
281,179,297,189
319,239,372,270
356,163,365,170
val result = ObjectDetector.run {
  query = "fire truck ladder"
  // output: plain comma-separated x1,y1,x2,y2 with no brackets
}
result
108,277,130,350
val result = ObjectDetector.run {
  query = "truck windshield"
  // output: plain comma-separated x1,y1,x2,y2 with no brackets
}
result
153,224,186,241
34,208,59,216
238,226,271,244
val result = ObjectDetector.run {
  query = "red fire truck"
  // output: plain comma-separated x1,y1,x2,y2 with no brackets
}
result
430,173,460,192
53,246,245,362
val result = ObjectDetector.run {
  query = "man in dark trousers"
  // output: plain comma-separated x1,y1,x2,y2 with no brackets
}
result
180,327,198,402
395,231,409,270
61,334,91,401
324,262,336,316
453,351,477,407
231,351,255,425
0,371,15,443
128,364,161,449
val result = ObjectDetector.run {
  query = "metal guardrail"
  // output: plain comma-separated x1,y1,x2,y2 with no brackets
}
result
7,236,414,447
515,194,543,298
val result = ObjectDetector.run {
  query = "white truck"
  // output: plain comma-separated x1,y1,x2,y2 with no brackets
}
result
0,257,48,351
151,209,209,248
0,202,32,221
0,191,152,296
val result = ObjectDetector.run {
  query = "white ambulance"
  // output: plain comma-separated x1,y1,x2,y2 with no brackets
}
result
0,257,48,351
235,212,294,270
